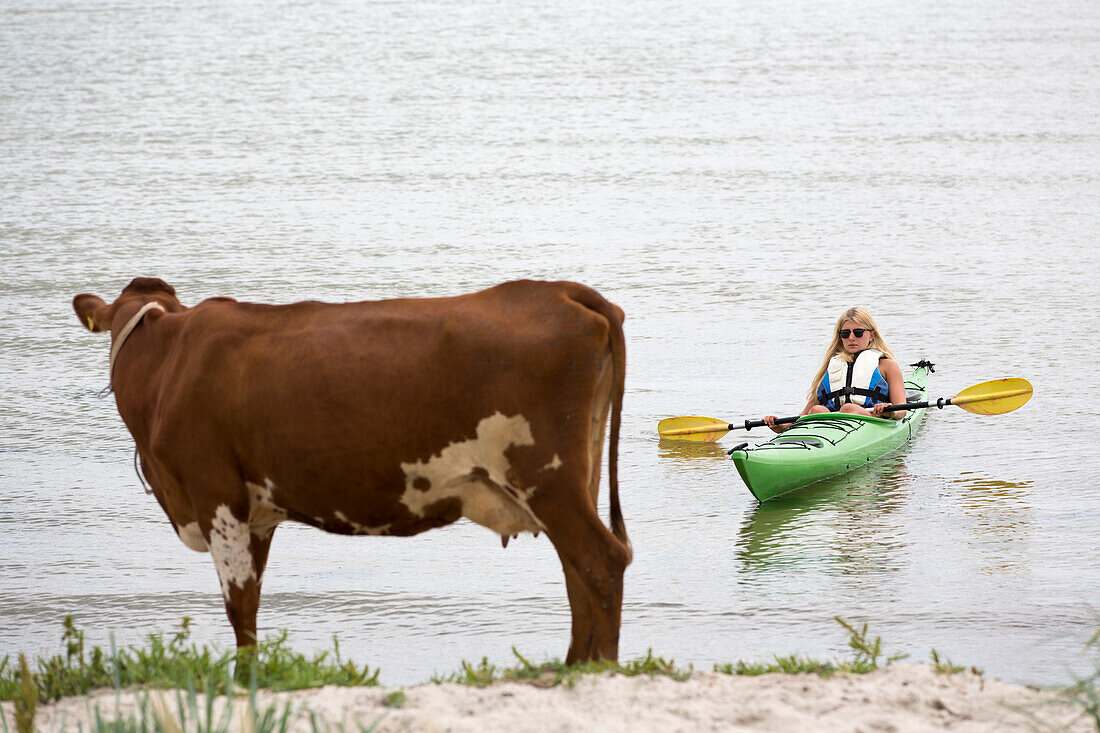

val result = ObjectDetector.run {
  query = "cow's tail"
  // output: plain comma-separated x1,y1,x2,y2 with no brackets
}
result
571,284,631,563
608,305,630,563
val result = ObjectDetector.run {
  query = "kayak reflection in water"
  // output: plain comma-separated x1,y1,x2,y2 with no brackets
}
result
763,307,909,434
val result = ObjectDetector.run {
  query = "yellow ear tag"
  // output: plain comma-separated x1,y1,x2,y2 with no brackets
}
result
87,316,95,331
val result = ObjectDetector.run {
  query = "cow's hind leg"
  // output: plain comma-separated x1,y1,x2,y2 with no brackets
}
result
200,503,276,649
556,553,596,665
545,507,630,665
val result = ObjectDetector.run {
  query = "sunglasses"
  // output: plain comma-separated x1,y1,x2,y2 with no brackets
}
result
838,328,872,339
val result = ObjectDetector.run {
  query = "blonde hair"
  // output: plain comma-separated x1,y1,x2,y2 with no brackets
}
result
806,307,896,401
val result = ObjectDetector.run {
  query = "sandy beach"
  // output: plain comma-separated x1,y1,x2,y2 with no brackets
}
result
5,664,1093,732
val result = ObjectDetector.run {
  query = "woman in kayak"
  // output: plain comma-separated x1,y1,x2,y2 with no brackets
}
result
763,307,908,433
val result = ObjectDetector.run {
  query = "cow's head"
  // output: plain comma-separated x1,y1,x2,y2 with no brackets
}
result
73,277,185,333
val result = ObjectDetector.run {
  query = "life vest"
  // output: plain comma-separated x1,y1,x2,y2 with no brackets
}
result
816,349,890,410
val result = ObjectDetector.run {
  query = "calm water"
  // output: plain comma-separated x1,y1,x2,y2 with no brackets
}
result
2,0,1098,686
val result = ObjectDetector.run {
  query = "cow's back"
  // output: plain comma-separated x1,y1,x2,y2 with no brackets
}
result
137,280,621,536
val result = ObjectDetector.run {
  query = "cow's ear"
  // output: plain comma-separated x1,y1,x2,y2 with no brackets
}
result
73,293,109,333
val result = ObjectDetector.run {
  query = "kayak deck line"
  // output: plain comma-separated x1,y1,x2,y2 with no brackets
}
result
769,417,870,446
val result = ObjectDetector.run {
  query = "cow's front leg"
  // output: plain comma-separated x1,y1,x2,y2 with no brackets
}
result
203,504,274,648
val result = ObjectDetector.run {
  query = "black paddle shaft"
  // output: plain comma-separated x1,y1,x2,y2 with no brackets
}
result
740,400,943,431
740,416,799,431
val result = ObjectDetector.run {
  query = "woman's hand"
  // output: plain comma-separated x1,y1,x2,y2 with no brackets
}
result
870,402,899,419
763,415,785,434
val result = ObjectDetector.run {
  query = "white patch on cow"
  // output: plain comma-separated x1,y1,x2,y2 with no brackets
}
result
246,478,287,539
208,504,256,599
176,522,209,552
400,412,546,537
333,511,391,536
543,454,562,471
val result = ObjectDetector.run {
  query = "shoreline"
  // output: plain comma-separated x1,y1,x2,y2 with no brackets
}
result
4,664,1093,732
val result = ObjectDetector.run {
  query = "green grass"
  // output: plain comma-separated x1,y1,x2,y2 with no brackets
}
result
929,648,983,677
715,616,911,677
382,690,407,708
712,618,986,680
430,648,690,688
0,616,378,704
0,623,386,733
1062,623,1100,731
717,653,838,677
11,655,34,733
10,667,386,733
7,614,1099,733
87,673,298,733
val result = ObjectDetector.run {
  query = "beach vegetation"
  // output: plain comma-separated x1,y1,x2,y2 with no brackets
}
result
1061,623,1100,731
12,655,35,733
382,690,407,708
0,632,388,733
716,654,836,677
715,616,909,677
13,615,1100,732
0,616,378,705
86,673,298,733
1004,622,1100,732
430,647,690,688
929,648,982,677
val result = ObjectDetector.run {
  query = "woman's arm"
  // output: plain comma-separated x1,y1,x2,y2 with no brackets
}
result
871,359,907,420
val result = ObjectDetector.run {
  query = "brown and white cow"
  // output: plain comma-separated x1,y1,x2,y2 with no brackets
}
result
73,277,630,663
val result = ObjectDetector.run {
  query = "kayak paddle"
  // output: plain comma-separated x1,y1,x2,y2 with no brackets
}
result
657,377,1033,442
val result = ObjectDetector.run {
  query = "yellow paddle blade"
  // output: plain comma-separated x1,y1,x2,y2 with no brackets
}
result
657,416,732,442
951,378,1033,415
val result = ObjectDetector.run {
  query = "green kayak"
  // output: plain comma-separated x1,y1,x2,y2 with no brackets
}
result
730,365,930,502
